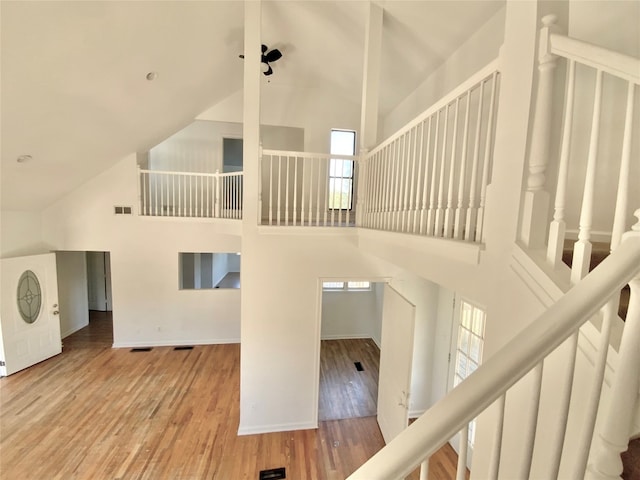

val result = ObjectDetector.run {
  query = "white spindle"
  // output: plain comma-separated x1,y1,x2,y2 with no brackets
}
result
547,60,576,266
454,91,471,239
519,362,543,479
141,170,146,215
300,157,306,226
277,155,282,226
456,424,469,480
215,171,221,218
189,175,193,217
419,460,428,480
488,394,506,480
444,98,460,238
385,145,393,230
435,105,449,237
319,158,325,226
347,160,353,226
392,140,400,231
401,132,410,232
269,156,274,225
465,80,485,241
571,69,603,285
419,118,432,234
588,213,640,479
293,156,298,225
477,72,498,242
413,121,424,233
544,331,579,479
611,82,635,250
285,155,290,225
427,110,441,236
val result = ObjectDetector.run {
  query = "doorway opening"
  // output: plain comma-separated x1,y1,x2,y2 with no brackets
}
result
317,280,384,422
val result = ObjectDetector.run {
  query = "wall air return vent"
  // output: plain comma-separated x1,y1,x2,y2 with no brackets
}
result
114,206,133,215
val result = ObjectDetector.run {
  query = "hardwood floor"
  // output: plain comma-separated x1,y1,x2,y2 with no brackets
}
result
0,317,461,479
319,339,379,421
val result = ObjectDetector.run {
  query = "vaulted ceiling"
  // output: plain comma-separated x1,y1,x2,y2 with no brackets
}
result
1,0,503,211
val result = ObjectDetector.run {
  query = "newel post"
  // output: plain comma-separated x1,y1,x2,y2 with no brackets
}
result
587,210,640,480
356,148,368,227
520,14,559,248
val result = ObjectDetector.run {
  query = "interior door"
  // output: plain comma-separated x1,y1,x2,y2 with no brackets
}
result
87,251,109,311
0,253,62,376
377,284,416,443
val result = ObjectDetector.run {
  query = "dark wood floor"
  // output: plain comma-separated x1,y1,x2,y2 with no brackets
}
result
0,314,461,479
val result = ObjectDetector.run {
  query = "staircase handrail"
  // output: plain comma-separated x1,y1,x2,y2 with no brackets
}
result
348,233,640,479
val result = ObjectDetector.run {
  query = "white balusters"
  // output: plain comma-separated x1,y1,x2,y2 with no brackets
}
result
454,91,472,240
519,362,543,479
456,424,469,480
488,394,505,480
588,212,640,479
476,72,498,242
435,105,449,237
571,69,603,285
444,98,460,238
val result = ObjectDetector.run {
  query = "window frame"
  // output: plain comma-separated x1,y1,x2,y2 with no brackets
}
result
322,280,371,292
328,129,356,211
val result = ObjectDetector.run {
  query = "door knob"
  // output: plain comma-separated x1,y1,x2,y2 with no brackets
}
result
53,311,59,315
53,304,58,308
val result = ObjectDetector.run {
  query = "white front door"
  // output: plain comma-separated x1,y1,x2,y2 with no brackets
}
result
377,284,416,443
0,253,62,376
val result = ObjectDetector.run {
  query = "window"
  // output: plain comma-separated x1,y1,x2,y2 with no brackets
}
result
453,299,486,447
322,281,371,291
179,252,241,289
329,129,356,209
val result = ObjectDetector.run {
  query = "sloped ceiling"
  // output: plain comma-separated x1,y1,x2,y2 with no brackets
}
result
1,0,503,212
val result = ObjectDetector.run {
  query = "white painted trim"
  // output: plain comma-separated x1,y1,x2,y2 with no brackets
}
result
321,334,373,341
257,226,359,236
237,421,317,436
510,245,565,308
61,322,89,340
358,228,482,265
112,339,240,349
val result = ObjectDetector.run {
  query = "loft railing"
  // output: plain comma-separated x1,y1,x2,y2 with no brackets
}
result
358,61,500,241
349,217,640,480
259,150,358,227
138,167,242,219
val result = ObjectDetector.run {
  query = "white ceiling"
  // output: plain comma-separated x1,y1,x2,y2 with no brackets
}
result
1,0,503,212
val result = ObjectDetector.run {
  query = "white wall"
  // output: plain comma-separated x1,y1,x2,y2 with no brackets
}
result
149,120,305,173
321,285,382,343
199,85,361,153
55,251,89,338
0,210,48,259
239,231,400,434
41,155,242,347
381,6,506,139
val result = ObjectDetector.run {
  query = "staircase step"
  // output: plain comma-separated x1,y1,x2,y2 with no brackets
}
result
562,240,629,320
622,437,640,480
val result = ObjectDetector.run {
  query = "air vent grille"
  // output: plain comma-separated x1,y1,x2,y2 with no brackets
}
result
114,206,133,215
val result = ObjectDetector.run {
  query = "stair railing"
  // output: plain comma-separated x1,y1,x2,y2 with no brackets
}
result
259,150,358,227
348,214,640,479
358,61,500,241
137,166,243,219
517,15,639,477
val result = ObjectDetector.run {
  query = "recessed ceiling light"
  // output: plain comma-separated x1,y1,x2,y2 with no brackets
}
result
146,72,158,81
17,155,32,163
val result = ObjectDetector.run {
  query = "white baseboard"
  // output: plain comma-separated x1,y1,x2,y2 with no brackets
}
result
320,334,371,341
237,421,317,436
61,321,89,339
409,409,426,419
112,338,241,348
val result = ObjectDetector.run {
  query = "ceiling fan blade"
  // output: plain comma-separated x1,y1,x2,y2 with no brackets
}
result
263,64,273,76
261,44,268,53
265,49,282,63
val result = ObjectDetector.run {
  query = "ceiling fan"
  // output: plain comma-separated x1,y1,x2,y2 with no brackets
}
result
239,44,283,76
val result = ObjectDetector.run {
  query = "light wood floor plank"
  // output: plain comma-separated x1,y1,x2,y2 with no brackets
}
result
1,313,463,479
